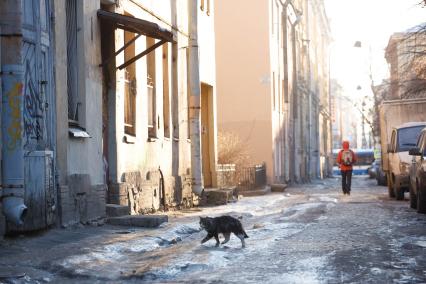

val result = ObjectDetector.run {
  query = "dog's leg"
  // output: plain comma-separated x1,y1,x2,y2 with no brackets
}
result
201,233,213,244
221,233,231,244
214,233,220,247
237,234,246,248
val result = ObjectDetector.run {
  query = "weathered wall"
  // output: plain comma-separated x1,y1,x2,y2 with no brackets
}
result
106,0,217,213
53,0,106,226
269,0,331,182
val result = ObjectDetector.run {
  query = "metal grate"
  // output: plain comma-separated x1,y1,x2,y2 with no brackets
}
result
217,163,267,191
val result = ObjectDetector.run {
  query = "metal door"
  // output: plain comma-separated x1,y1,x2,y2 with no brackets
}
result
21,0,56,230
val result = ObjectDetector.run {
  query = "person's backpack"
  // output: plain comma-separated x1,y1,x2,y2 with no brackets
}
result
341,150,353,166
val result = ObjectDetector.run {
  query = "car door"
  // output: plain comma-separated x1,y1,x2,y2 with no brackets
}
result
389,129,398,176
411,132,424,193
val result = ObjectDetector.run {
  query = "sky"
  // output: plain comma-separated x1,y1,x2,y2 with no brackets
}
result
324,0,425,100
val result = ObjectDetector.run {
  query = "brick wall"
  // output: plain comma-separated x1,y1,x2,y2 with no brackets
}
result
108,171,195,214
59,174,106,226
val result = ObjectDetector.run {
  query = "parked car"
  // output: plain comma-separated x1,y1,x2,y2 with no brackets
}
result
375,158,387,186
368,160,378,179
387,122,426,200
408,127,426,213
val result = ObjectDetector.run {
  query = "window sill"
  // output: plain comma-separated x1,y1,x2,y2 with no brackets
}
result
123,134,136,144
147,136,158,142
69,125,91,139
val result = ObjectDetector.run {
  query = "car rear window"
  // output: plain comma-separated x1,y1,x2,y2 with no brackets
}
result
398,126,425,152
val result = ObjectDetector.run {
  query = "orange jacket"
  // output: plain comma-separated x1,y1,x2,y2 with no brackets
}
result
336,141,357,171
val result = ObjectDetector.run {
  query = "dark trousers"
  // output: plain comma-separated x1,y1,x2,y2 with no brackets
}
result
341,170,352,193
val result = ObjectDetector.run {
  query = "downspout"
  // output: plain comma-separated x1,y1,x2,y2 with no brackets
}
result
291,13,301,183
188,0,203,196
0,1,28,226
280,0,291,182
305,0,312,181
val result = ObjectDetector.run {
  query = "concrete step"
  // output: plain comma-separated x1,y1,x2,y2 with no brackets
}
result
271,183,288,192
106,215,168,228
238,186,271,197
201,188,235,206
106,204,130,217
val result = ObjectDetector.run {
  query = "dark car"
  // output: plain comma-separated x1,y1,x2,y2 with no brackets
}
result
375,158,387,186
368,160,378,179
408,127,426,213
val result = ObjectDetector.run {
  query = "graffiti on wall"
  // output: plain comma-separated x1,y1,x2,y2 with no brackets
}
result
23,59,44,148
6,83,24,151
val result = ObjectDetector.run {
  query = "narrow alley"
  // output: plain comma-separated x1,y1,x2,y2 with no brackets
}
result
1,177,425,283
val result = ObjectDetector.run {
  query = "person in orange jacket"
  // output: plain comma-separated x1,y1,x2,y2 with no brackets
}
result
336,141,357,195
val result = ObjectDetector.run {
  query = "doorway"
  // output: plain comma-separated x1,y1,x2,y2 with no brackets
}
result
201,83,213,188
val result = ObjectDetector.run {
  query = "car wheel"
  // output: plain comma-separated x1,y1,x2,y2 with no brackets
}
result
394,183,404,200
417,185,426,214
387,173,395,198
378,174,386,186
409,183,417,209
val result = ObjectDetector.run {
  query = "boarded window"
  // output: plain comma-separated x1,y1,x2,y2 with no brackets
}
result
172,43,179,139
147,37,157,137
163,43,170,138
66,0,79,121
124,30,137,136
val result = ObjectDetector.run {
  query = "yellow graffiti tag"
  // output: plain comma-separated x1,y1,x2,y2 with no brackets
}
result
6,83,23,150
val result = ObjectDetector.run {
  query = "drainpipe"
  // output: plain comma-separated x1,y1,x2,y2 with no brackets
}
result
0,1,27,226
291,15,301,183
280,0,291,182
188,0,203,196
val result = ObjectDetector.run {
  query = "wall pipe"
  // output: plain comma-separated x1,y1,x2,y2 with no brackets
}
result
0,0,28,226
1,66,27,226
188,0,204,196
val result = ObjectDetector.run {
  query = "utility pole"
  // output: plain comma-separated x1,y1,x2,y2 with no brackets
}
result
188,0,203,196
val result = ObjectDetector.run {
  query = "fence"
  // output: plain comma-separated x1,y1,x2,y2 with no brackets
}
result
217,163,266,191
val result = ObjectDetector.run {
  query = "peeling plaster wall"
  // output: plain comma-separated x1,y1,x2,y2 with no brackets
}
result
54,0,106,226
105,0,216,212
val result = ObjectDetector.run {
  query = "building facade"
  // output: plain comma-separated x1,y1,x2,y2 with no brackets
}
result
215,0,332,185
270,0,332,182
385,26,426,100
0,0,217,237
214,0,274,182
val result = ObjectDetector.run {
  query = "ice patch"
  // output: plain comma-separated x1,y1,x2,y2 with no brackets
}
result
276,256,329,284
318,196,338,203
414,240,426,248
370,267,382,275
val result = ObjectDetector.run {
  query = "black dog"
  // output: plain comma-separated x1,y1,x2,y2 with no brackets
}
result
199,216,249,248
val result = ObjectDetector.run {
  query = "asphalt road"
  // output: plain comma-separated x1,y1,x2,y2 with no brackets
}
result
1,176,425,283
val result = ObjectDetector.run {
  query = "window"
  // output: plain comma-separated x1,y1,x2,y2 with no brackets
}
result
124,30,137,136
66,0,79,122
397,126,424,152
272,72,275,111
422,133,426,156
200,0,210,16
186,48,190,139
163,43,170,138
147,37,157,138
